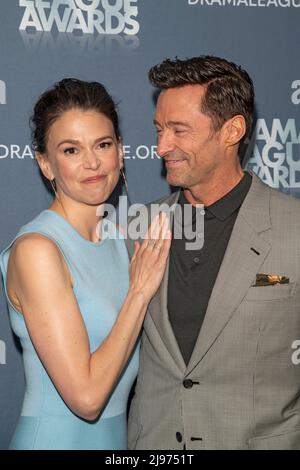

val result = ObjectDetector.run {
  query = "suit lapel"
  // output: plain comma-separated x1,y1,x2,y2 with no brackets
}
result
186,174,272,374
147,191,187,372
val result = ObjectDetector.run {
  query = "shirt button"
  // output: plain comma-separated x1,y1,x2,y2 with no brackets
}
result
176,432,183,443
183,379,194,389
193,257,200,264
200,209,205,215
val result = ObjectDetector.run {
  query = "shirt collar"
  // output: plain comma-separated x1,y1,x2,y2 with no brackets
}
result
178,171,252,221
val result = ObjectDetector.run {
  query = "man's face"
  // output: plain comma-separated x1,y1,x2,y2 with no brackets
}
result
154,84,225,189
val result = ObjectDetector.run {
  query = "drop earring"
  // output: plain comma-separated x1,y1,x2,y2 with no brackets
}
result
49,178,68,219
120,168,129,196
50,178,59,200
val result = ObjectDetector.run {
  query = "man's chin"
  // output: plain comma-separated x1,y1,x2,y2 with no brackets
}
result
166,174,184,188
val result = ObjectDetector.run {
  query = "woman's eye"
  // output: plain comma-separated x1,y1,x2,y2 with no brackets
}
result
64,147,77,155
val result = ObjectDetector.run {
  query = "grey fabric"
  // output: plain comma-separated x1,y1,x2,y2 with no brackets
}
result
126,174,300,450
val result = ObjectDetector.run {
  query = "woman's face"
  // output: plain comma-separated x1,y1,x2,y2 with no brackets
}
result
38,108,123,207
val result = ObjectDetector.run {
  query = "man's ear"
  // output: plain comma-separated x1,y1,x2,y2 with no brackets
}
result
223,115,246,147
35,153,54,181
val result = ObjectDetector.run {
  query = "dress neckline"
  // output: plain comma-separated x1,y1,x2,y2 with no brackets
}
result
44,209,107,248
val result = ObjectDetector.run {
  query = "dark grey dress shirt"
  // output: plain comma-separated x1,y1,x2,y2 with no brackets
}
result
167,172,252,365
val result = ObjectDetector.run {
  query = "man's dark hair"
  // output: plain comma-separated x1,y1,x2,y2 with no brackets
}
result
149,56,254,142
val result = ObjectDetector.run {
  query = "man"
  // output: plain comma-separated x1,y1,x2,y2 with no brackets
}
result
127,56,300,450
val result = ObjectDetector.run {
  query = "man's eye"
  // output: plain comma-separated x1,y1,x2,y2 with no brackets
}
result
64,147,77,155
174,129,185,135
99,141,112,149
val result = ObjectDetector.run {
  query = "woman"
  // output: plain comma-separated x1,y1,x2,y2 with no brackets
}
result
0,78,170,450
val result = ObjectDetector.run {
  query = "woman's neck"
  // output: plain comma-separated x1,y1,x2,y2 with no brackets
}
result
49,198,103,243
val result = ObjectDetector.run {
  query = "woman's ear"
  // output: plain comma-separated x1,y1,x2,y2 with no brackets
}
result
118,139,124,169
35,153,54,181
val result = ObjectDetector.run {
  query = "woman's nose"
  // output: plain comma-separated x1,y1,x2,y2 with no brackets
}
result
83,149,100,169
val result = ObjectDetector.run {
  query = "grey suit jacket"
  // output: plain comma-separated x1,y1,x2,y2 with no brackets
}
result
126,174,300,450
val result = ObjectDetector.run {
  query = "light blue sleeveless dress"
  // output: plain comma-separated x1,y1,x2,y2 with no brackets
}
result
0,210,140,450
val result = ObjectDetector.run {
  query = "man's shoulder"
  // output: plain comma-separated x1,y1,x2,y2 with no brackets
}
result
251,172,300,210
254,175,300,228
268,183,300,211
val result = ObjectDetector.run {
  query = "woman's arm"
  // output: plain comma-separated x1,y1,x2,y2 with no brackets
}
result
6,214,170,421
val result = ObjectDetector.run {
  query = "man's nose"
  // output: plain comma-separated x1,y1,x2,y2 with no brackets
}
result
156,130,175,157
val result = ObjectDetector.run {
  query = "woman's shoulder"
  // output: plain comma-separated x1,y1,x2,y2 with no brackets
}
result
1,211,53,258
18,209,56,233
9,232,64,270
10,210,70,252
7,230,73,293
2,210,66,269
12,231,58,251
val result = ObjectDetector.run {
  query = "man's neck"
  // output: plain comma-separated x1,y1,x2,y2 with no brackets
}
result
183,168,245,207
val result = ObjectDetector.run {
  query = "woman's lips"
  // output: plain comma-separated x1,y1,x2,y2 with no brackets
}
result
82,175,106,184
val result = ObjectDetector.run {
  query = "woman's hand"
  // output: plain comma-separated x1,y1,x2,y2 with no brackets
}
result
5,214,171,421
129,212,171,302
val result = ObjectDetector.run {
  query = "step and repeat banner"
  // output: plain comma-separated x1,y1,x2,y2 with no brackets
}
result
0,0,299,449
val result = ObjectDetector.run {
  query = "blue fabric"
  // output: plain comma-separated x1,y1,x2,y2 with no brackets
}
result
0,210,140,450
